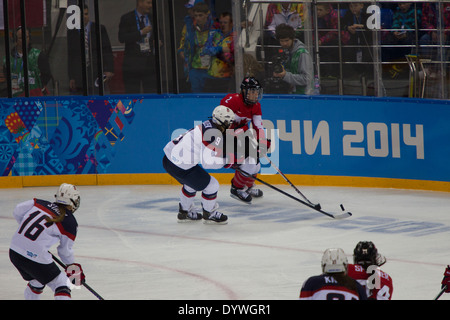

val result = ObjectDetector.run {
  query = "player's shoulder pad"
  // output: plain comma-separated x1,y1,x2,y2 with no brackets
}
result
59,212,78,240
202,119,214,131
302,274,330,290
201,120,222,142
35,199,59,216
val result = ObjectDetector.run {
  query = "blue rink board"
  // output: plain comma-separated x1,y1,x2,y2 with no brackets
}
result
107,94,450,182
0,94,449,183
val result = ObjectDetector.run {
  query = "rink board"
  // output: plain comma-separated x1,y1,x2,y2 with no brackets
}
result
0,94,449,191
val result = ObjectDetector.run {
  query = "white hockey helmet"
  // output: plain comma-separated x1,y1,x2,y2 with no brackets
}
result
211,105,234,131
321,248,348,274
55,183,81,212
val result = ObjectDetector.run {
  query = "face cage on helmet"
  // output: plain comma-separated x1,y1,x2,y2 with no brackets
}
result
242,87,263,105
355,259,374,265
71,196,81,212
214,118,233,133
55,197,80,213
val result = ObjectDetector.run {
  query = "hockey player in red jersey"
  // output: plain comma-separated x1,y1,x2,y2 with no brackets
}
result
9,183,85,300
299,248,367,300
220,77,270,203
441,266,450,294
347,241,394,300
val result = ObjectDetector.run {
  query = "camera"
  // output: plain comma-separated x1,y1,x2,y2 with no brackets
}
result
264,49,290,94
271,49,288,74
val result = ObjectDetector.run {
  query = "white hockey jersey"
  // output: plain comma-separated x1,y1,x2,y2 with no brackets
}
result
10,199,78,265
164,120,227,170
299,274,367,300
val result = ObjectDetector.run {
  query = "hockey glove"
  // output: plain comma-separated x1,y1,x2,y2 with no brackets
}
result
441,265,450,293
66,263,86,286
223,153,239,169
376,253,387,267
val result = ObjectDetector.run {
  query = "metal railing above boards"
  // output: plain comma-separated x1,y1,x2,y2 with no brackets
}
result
1,0,104,98
1,0,163,98
235,0,449,99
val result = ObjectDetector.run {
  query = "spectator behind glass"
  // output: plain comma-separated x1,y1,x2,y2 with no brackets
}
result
3,26,52,97
67,5,114,95
178,2,218,92
265,2,305,40
177,0,199,92
202,12,235,93
273,24,314,95
243,53,265,82
419,2,450,61
340,2,373,78
316,3,347,77
262,3,306,63
118,0,157,94
382,2,421,62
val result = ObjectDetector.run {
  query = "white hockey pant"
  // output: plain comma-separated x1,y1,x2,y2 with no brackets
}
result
25,271,72,300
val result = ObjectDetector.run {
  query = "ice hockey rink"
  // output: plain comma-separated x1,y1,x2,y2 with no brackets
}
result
0,182,449,301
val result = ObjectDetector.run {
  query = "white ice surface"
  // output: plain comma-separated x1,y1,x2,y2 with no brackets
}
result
1,183,449,300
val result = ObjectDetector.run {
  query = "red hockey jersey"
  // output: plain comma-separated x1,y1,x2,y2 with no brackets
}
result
347,263,393,300
220,93,263,131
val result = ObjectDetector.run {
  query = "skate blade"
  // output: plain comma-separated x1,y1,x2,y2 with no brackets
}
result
203,219,228,225
177,219,202,223
230,194,252,204
177,213,203,223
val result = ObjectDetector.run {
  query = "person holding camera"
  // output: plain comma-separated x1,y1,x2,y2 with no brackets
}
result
273,24,314,95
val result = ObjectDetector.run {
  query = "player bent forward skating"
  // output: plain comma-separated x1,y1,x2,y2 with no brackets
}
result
9,183,85,300
163,105,236,224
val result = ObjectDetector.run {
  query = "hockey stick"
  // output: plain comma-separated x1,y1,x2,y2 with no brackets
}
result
50,252,104,300
264,155,321,210
236,167,352,220
434,286,447,300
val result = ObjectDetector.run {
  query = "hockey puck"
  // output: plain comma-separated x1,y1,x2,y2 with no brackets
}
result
340,204,345,211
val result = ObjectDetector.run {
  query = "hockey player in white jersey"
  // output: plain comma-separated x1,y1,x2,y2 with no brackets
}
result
163,105,237,224
9,183,85,300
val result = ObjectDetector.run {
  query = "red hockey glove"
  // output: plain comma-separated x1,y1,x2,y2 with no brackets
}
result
441,265,450,293
66,263,85,285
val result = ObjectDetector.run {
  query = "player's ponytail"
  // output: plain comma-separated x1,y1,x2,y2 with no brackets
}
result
333,273,358,292
44,204,67,223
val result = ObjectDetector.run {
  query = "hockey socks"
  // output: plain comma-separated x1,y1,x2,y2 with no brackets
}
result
230,171,263,203
231,170,253,203
24,283,44,300
232,170,255,189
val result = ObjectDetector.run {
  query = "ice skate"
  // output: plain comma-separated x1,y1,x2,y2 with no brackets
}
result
202,204,228,225
247,186,263,198
230,184,252,204
177,203,202,222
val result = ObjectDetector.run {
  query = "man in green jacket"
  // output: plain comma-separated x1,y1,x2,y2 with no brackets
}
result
273,24,313,95
4,26,52,97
